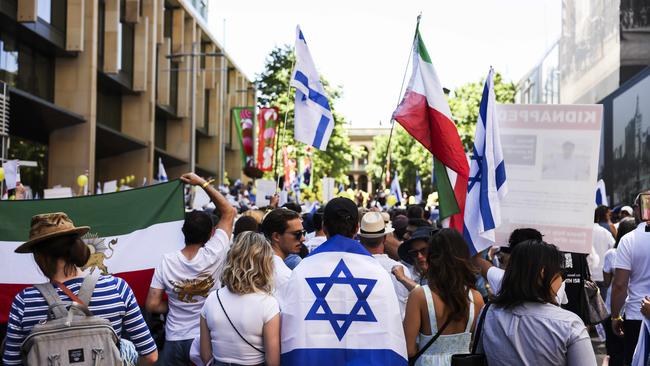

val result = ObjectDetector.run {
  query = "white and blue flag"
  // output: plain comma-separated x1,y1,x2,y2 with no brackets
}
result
390,171,402,205
290,26,334,151
279,235,407,365
632,319,650,366
595,179,608,206
415,170,423,204
463,68,508,255
157,157,168,182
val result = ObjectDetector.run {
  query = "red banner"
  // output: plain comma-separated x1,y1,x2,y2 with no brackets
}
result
257,107,279,172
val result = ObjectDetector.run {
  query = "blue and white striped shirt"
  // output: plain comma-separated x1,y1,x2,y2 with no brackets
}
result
3,275,157,365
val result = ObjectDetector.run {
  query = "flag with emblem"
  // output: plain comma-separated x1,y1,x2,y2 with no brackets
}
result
279,235,407,365
290,25,334,150
392,24,469,231
0,181,185,323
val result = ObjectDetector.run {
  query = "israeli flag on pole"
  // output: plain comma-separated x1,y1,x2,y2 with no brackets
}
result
290,26,334,150
157,157,168,182
390,171,403,205
415,170,423,204
463,68,508,255
279,235,407,365
595,179,608,206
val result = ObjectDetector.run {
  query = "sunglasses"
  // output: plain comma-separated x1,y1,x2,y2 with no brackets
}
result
286,230,307,240
408,247,428,259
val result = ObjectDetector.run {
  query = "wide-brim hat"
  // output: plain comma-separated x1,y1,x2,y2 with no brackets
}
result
15,212,90,254
398,226,438,265
358,212,394,238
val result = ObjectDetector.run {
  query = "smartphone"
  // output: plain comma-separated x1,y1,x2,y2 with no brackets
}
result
640,193,650,222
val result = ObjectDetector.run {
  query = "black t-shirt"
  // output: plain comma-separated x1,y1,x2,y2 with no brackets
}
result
562,252,589,324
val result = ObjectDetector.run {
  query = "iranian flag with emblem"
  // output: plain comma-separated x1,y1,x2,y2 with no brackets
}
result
0,181,185,323
392,25,469,231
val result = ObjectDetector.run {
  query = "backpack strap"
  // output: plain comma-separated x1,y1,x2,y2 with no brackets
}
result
78,272,100,305
34,283,68,319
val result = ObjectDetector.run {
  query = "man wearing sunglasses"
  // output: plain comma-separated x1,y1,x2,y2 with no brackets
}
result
261,208,306,293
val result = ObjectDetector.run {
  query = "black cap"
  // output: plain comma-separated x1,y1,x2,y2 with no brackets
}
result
398,226,438,265
324,197,358,224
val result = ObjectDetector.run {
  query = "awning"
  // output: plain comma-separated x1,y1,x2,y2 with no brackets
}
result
95,123,147,160
8,87,86,144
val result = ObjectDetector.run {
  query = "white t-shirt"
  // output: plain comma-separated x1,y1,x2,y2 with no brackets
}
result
602,248,617,313
201,287,279,365
150,229,230,341
590,224,615,282
372,254,412,319
613,223,650,320
305,235,327,253
487,266,505,295
273,255,292,294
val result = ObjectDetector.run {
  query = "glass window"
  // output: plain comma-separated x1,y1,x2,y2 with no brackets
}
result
37,0,51,23
97,87,122,130
170,61,179,112
155,112,167,150
0,34,19,87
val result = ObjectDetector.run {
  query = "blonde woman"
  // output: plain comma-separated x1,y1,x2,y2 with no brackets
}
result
199,231,280,366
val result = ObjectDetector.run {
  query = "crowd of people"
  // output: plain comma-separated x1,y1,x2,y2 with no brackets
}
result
3,172,650,366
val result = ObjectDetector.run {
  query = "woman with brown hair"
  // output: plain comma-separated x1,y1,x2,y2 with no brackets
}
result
2,212,158,365
199,231,280,366
403,228,484,366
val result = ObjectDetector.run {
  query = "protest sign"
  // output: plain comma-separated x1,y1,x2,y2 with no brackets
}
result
494,104,603,254
255,179,276,207
43,187,73,199
322,177,335,203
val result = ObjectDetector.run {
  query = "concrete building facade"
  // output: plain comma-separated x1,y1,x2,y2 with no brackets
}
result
346,127,390,193
0,0,253,195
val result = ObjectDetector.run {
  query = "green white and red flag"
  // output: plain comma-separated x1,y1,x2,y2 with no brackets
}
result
392,27,469,231
0,181,185,323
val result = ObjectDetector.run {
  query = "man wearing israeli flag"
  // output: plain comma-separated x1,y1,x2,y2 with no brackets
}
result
279,197,408,365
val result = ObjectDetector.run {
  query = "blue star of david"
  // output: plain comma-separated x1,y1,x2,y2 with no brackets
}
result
468,148,484,192
304,259,377,340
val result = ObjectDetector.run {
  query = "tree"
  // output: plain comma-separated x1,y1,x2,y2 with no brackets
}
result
256,46,357,200
367,72,516,195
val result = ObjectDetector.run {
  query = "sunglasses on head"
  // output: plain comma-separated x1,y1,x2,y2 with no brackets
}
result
286,230,307,240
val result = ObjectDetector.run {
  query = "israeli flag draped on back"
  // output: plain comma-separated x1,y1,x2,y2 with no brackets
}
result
279,235,407,365
463,68,508,255
290,26,334,150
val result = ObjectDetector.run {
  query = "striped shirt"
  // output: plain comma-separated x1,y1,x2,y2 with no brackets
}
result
3,275,156,365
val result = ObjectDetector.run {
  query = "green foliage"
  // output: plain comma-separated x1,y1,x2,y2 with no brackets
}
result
368,72,516,194
256,46,355,195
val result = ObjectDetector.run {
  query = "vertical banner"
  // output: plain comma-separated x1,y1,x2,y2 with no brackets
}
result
232,107,255,168
494,104,603,254
257,107,279,172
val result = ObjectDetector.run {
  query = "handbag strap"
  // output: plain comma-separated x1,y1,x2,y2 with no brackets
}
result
470,303,491,354
216,288,265,354
409,316,452,364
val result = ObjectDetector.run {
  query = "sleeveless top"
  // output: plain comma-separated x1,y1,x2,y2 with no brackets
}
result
415,286,475,366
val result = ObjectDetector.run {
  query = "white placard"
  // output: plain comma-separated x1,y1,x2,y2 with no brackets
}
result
2,159,19,190
43,187,73,199
103,180,118,193
192,187,211,209
255,179,276,207
322,177,335,204
495,104,603,254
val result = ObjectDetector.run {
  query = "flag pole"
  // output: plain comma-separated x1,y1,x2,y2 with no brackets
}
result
274,50,297,191
379,14,421,190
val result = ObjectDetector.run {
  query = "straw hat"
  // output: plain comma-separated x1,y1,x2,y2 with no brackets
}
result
14,212,90,253
358,212,394,239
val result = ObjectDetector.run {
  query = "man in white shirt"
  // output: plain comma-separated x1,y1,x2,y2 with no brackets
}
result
590,216,615,297
304,207,326,252
260,208,305,293
145,173,236,365
358,212,414,319
612,193,650,364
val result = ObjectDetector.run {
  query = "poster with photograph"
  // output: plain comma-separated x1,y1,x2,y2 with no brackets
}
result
495,104,603,254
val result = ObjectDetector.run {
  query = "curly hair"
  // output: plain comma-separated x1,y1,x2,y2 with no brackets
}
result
220,231,274,295
425,229,478,322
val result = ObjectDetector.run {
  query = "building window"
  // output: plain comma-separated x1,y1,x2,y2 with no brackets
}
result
0,33,54,101
170,61,179,112
37,0,66,33
37,0,51,23
155,112,167,150
97,87,122,131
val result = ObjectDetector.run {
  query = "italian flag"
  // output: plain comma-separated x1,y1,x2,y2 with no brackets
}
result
392,27,469,232
0,181,185,323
